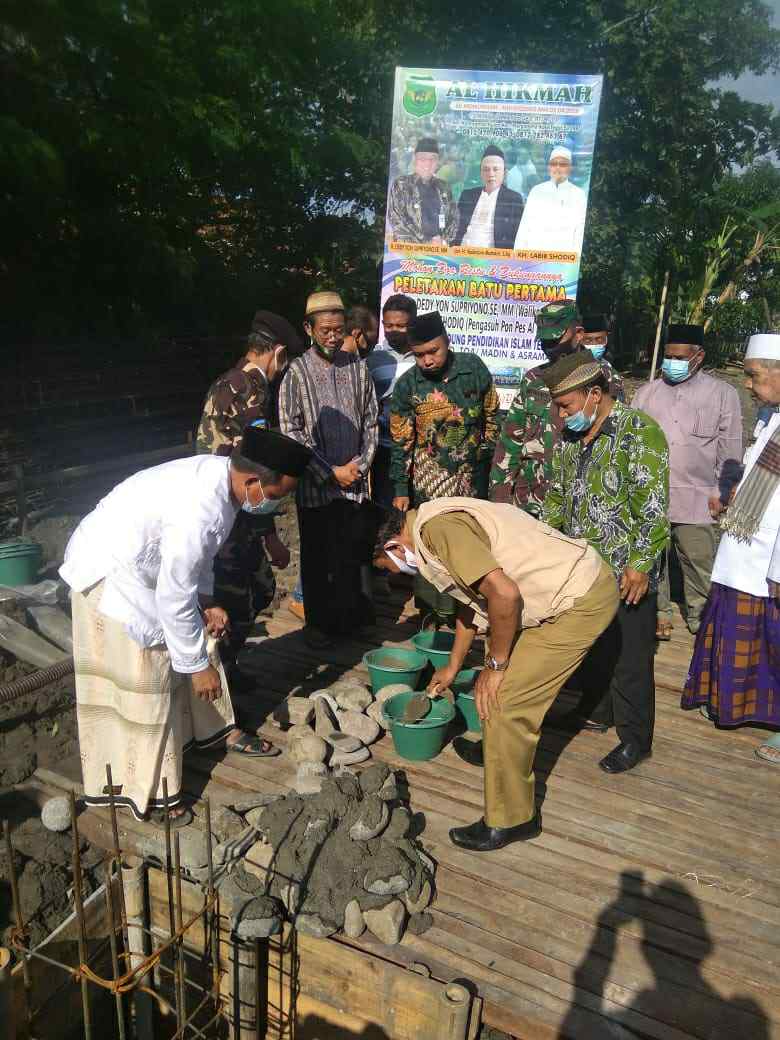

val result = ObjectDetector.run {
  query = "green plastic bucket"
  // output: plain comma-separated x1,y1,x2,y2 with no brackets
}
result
452,669,481,732
382,691,456,761
411,629,455,669
0,540,42,587
363,648,428,694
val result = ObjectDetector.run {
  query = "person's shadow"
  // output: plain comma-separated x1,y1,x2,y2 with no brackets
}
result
558,871,769,1039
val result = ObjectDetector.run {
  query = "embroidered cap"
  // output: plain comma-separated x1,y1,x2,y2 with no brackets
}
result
305,291,345,317
744,333,780,362
541,352,604,396
535,300,578,341
240,424,311,477
408,311,447,346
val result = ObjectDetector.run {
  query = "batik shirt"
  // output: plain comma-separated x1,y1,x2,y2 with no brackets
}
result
387,175,459,244
489,356,625,517
389,352,500,504
196,361,269,456
541,400,670,587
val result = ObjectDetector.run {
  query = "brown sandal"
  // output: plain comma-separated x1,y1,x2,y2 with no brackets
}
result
656,620,674,641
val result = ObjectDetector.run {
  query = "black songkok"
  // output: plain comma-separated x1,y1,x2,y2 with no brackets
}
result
666,323,704,347
240,424,311,476
408,311,447,346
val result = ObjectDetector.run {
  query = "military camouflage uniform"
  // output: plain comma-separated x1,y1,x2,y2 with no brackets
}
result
387,175,459,243
196,362,276,665
489,355,626,517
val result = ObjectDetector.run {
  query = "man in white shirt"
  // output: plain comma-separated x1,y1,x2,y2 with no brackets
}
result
60,426,310,824
514,145,587,253
682,333,780,764
454,145,524,250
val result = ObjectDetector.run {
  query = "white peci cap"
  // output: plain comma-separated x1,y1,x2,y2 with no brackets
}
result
549,146,572,162
745,333,780,362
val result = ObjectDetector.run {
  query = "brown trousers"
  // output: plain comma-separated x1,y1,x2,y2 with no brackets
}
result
483,562,619,828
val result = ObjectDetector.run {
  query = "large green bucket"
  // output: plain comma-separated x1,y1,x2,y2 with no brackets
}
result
363,648,428,694
411,629,455,669
0,540,42,587
452,669,481,732
382,691,456,761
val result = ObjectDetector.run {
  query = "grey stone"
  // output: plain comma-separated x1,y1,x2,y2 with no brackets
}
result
304,817,331,844
374,683,413,705
343,899,365,939
336,709,380,745
294,761,328,795
289,732,329,765
294,913,338,938
312,694,339,736
213,826,257,867
235,912,282,941
330,745,370,768
403,877,432,914
232,794,283,816
0,752,37,786
322,730,362,754
41,796,72,833
417,850,436,876
334,686,373,712
271,698,313,729
366,701,388,731
364,900,406,945
377,774,399,802
280,881,301,914
364,873,409,896
358,763,391,795
211,807,246,843
349,799,389,842
140,826,209,869
244,840,276,882
407,911,434,936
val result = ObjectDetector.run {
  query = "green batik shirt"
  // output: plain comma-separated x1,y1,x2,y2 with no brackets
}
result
541,400,670,587
489,356,625,517
389,351,500,504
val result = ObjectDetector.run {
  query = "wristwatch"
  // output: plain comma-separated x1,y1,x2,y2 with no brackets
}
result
485,655,509,672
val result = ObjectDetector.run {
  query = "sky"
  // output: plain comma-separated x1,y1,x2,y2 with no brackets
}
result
721,0,780,109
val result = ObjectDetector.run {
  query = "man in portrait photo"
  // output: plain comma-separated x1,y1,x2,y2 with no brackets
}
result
454,145,525,250
514,145,587,253
386,137,459,245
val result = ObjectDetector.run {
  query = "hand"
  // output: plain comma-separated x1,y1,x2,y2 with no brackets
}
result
768,579,780,605
393,496,410,512
474,667,504,722
708,495,726,519
190,665,223,702
428,665,458,696
619,567,649,605
203,606,230,639
332,462,361,488
264,532,290,569
341,334,359,355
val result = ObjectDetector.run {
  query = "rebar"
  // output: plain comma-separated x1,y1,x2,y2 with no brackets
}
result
0,656,74,705
2,820,30,999
104,861,128,1040
68,790,93,1040
173,832,187,1037
203,798,221,1007
161,777,184,1031
105,764,129,952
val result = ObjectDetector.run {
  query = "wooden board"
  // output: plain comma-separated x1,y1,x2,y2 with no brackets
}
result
36,588,780,1040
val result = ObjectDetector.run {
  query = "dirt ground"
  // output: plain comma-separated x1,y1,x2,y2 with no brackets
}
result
0,361,759,968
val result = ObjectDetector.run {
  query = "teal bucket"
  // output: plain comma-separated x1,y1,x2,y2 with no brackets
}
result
0,540,42,587
363,648,428,694
382,691,456,761
411,629,455,669
452,668,481,732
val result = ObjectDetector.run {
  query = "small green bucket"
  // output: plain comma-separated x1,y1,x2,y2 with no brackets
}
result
0,540,42,587
411,629,455,669
382,691,456,761
452,669,481,732
363,648,429,694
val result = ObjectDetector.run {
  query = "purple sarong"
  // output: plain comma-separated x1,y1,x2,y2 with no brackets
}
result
682,582,780,726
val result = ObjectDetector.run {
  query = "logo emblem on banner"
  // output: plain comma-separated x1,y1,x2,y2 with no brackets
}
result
403,76,437,117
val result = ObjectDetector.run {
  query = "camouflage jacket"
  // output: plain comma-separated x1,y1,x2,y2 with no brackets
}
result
387,174,459,244
196,361,269,457
389,351,500,504
489,356,625,517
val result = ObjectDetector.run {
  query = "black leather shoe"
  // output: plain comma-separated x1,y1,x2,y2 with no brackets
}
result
599,742,651,774
449,813,542,851
453,737,484,767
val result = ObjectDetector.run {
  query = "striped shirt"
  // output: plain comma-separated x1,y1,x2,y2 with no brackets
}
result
279,347,379,508
366,343,417,448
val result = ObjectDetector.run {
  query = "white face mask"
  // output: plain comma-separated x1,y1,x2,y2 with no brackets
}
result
242,484,282,515
384,542,419,575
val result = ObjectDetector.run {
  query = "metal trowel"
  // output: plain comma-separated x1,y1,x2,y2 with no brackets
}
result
400,692,432,723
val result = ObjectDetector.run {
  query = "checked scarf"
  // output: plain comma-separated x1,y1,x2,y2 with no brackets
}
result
721,418,780,543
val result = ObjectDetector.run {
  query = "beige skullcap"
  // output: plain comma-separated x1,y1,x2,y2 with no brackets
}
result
305,291,344,317
541,353,604,396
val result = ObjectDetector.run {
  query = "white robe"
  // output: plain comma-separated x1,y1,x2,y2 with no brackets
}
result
514,178,587,253
60,454,238,672
711,412,780,597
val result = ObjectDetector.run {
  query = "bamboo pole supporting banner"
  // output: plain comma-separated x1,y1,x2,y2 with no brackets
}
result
650,269,670,379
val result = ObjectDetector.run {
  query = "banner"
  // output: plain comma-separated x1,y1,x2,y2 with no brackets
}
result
381,67,603,407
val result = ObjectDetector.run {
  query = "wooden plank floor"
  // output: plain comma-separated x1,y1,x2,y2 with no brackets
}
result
45,582,780,1039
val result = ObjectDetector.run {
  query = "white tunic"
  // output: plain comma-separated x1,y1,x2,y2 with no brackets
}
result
711,412,780,597
461,189,500,248
60,455,238,672
514,178,587,253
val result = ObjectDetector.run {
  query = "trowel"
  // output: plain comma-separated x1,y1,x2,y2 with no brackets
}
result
400,692,432,723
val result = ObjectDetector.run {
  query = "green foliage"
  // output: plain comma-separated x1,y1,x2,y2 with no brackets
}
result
1,0,779,343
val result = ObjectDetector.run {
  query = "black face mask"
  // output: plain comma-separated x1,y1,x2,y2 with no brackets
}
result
541,336,576,363
385,331,409,352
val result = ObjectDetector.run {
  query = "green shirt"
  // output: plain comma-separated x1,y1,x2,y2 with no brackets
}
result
389,351,499,504
542,400,670,583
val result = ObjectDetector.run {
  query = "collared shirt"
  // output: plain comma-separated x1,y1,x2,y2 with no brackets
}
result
196,361,269,456
712,412,780,597
514,178,587,252
59,456,237,672
542,400,670,586
389,351,499,502
366,342,417,448
631,370,742,524
461,189,500,248
278,347,378,508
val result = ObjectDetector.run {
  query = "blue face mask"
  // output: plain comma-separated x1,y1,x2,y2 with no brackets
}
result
242,485,282,515
564,390,596,433
662,358,691,383
588,344,606,361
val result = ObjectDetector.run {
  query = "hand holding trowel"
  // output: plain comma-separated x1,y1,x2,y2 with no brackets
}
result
399,667,456,723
